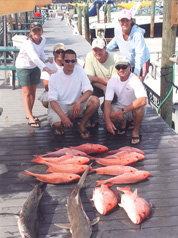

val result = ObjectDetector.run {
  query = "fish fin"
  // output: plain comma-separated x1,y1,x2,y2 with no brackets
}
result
55,148,60,151
76,163,92,190
54,223,71,229
132,189,138,201
90,217,100,226
117,186,131,192
46,168,53,172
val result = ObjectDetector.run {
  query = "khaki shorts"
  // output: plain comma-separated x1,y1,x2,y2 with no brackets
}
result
111,104,133,121
48,96,93,126
38,91,48,102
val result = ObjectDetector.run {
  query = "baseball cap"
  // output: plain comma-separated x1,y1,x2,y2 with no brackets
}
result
92,38,106,49
118,9,132,20
30,22,43,31
53,42,66,52
115,55,131,66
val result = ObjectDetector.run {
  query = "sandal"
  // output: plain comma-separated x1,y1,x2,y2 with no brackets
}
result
117,127,126,135
130,135,142,145
54,127,64,136
28,121,40,128
78,128,90,139
127,120,134,130
26,116,39,121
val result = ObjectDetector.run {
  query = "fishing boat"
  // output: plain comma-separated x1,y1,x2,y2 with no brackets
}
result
144,38,178,133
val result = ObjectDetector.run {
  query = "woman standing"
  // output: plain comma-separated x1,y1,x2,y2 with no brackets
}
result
107,9,150,82
16,22,56,127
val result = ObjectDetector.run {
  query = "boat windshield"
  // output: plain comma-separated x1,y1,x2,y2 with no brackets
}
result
136,6,163,16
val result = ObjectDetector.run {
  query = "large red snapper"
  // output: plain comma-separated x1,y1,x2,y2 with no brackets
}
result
117,186,152,224
22,171,80,184
31,156,92,174
92,165,138,176
68,143,108,154
41,148,87,157
32,155,90,165
95,156,139,166
104,146,145,156
96,170,151,187
106,151,145,160
92,185,120,215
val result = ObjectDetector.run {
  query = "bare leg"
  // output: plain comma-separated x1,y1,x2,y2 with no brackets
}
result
131,106,144,144
29,84,37,111
22,84,39,126
42,101,48,108
78,96,99,138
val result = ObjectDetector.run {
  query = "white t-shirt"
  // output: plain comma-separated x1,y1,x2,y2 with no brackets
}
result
48,65,93,105
41,60,62,81
41,57,85,81
105,73,147,107
15,36,47,70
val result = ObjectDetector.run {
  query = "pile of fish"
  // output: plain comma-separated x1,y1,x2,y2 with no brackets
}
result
19,143,152,237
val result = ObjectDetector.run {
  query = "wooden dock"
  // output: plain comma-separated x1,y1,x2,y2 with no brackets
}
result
1,17,178,238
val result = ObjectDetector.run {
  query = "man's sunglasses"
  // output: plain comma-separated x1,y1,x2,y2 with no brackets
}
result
55,50,64,54
64,59,76,63
115,65,129,70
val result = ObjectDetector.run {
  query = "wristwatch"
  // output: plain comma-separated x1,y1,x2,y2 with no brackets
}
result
121,108,126,113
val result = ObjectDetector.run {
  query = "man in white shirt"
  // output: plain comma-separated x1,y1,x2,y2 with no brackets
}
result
103,55,147,145
38,42,66,108
48,49,100,138
39,42,85,108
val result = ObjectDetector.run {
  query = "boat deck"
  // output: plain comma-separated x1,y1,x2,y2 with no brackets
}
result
1,17,178,238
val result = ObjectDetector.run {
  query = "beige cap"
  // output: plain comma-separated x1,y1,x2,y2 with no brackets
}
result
92,38,106,49
53,42,66,52
115,55,131,66
30,22,43,31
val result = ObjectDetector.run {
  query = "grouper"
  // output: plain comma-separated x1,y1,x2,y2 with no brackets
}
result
55,163,100,238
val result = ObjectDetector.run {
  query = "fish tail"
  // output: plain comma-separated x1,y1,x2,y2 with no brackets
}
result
23,170,35,176
95,180,103,187
46,168,53,172
31,156,45,164
96,181,113,187
87,155,101,160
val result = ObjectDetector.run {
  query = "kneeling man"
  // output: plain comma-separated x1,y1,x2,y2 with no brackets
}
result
103,55,147,144
48,49,99,138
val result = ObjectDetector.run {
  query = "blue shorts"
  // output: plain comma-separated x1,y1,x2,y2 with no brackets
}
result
16,67,41,87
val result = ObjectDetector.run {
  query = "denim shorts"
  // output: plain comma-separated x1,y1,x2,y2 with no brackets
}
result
16,67,41,87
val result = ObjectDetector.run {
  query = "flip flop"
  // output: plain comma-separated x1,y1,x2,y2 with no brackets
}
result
117,127,127,135
26,116,39,121
54,127,64,136
78,129,90,139
130,135,142,145
28,121,40,128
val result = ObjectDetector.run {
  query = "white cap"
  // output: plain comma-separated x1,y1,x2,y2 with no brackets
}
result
115,55,131,66
92,38,106,49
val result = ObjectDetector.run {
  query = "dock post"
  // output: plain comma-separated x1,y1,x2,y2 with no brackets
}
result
77,6,82,35
97,3,100,23
107,4,111,23
84,4,90,43
104,2,107,23
150,0,155,38
160,0,176,126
